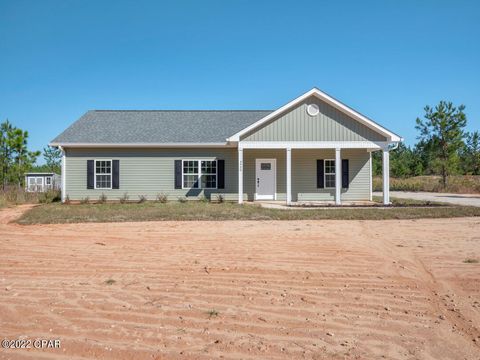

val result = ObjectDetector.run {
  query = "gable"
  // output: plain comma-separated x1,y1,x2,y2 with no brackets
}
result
240,95,387,142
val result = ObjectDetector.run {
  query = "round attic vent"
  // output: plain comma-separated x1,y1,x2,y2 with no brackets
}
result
307,104,319,116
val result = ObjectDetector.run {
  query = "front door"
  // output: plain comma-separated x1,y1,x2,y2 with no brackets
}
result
255,159,276,200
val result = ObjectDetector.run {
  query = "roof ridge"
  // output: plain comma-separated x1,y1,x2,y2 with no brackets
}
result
91,110,273,112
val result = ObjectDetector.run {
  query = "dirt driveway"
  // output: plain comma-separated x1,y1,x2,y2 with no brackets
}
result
0,207,479,359
374,191,480,207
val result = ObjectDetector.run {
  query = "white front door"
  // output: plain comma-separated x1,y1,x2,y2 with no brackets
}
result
255,159,276,200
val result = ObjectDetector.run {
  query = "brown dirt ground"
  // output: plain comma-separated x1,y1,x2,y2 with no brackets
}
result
0,206,479,360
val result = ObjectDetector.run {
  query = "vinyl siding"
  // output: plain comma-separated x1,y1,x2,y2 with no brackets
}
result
64,148,370,202
292,149,371,201
241,96,387,142
65,148,239,201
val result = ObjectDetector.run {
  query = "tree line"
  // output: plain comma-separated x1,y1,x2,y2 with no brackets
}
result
0,119,61,190
373,101,479,186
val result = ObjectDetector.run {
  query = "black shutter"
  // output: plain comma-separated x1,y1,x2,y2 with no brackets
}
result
174,160,182,189
217,159,225,189
87,160,94,189
342,159,349,189
112,160,120,189
317,159,324,188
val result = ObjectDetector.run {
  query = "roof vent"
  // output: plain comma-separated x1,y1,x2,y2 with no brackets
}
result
306,104,319,116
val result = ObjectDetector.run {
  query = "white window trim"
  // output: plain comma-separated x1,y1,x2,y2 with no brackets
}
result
324,159,336,189
94,159,113,190
181,159,218,190
26,176,44,192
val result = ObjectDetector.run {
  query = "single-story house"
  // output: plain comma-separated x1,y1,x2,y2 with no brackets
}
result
25,172,61,192
50,88,402,205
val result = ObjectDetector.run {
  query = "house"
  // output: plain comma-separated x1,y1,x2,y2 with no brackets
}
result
50,88,402,205
25,172,61,192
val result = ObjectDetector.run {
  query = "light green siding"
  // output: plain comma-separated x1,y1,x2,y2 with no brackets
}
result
65,148,239,201
292,149,371,201
241,96,387,142
242,149,370,201
65,147,370,202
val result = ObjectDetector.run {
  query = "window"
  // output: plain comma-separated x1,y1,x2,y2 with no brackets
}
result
183,160,199,188
260,163,271,170
324,159,336,188
201,160,217,188
45,177,52,188
95,160,112,189
182,160,217,189
27,177,43,192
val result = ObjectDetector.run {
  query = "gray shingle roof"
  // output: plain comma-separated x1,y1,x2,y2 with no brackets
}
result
51,110,272,144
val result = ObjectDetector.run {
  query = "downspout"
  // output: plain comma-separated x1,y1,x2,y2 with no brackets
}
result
59,146,66,203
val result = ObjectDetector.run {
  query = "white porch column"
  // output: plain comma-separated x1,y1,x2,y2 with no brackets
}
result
335,147,341,205
238,147,243,204
60,146,66,203
382,148,390,205
286,147,292,205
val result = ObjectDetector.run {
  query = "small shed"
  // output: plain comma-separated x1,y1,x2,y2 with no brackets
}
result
25,172,61,192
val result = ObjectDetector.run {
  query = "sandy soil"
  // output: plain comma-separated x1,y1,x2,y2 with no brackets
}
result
0,207,479,360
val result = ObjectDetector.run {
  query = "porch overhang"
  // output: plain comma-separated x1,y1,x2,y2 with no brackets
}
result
237,141,394,206
237,140,390,150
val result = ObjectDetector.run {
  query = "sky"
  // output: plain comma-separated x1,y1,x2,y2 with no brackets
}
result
0,0,479,163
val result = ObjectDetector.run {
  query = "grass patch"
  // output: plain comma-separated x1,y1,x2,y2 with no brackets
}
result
0,188,60,206
373,175,480,194
372,196,447,207
14,201,480,224
463,258,479,264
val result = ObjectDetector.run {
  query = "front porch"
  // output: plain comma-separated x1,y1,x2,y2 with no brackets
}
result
237,143,391,206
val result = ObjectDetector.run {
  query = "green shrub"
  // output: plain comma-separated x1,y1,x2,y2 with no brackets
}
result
98,193,107,204
199,195,209,203
38,190,61,204
119,192,129,203
156,193,168,203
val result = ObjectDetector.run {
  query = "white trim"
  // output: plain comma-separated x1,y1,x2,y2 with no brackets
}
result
227,88,402,142
239,141,387,149
94,159,113,190
382,149,390,205
369,151,373,201
26,176,45,192
50,142,231,148
60,146,66,202
181,159,218,190
52,140,394,150
335,148,342,205
255,158,276,200
286,148,292,205
24,172,59,175
238,148,243,204
324,159,336,189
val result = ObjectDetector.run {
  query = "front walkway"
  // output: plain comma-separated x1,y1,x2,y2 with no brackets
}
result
373,191,480,207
